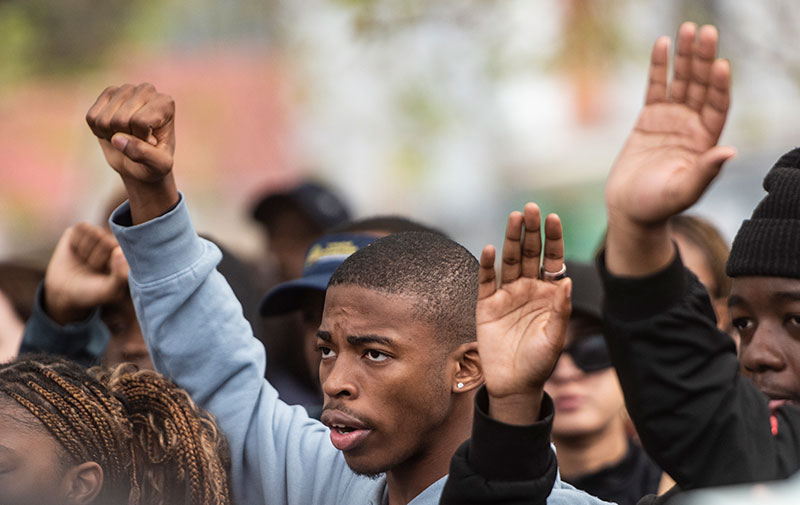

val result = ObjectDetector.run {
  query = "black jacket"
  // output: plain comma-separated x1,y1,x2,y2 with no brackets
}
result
440,388,558,505
599,250,800,490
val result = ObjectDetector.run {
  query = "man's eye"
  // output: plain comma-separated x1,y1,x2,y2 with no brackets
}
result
787,315,800,327
732,318,753,331
364,350,388,362
318,346,336,358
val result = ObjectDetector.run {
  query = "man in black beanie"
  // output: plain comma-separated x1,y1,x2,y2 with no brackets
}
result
600,21,800,498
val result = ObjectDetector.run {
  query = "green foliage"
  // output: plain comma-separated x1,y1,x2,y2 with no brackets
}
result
0,3,36,85
0,0,143,78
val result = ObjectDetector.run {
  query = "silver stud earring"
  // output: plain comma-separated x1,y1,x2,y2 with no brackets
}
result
456,382,464,389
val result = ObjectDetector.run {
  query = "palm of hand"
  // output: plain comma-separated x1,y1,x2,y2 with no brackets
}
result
477,277,564,398
607,102,717,224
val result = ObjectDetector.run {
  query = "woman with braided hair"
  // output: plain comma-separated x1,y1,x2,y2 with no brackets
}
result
0,355,232,505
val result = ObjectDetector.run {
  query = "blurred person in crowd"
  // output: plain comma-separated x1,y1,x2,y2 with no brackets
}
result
82,82,607,505
601,21,800,496
0,262,44,362
250,181,351,395
259,216,444,410
251,180,351,282
441,204,608,505
0,354,231,505
21,221,265,371
544,261,667,505
669,214,733,338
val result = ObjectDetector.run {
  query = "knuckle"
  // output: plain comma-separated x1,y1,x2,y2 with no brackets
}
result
110,116,129,133
94,117,112,135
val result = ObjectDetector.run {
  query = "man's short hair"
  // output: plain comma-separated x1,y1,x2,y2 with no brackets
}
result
328,231,478,348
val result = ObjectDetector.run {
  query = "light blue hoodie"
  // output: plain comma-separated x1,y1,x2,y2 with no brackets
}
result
109,196,613,505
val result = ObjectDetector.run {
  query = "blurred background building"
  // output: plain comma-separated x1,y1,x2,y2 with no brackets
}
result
1,0,799,264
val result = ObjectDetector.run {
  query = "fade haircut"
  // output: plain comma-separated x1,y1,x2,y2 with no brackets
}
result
328,231,478,348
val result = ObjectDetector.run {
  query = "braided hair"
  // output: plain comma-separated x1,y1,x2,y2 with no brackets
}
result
0,355,231,505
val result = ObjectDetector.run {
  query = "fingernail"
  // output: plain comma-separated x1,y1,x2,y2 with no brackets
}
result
111,134,128,151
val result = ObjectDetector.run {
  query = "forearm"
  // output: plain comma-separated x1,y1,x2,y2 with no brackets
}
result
604,208,675,277
122,174,180,225
110,197,350,505
20,284,109,366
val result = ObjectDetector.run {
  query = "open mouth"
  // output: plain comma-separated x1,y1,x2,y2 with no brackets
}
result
321,409,373,452
331,423,357,434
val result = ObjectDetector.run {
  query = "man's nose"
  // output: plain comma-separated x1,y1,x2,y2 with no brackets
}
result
321,358,358,399
740,324,785,375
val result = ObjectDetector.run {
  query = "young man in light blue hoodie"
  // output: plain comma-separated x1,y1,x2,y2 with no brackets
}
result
81,82,610,505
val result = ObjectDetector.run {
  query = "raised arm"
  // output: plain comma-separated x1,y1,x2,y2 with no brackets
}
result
85,83,179,225
442,204,612,505
476,204,571,425
599,24,800,490
85,84,361,505
605,22,734,277
21,223,128,364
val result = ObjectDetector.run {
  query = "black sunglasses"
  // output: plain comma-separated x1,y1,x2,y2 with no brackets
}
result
559,333,612,373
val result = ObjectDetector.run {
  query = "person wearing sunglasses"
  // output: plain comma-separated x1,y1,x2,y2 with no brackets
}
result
543,261,670,505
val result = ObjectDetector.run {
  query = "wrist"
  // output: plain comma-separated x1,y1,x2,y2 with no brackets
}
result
605,210,674,277
43,285,92,326
487,388,544,426
122,172,180,225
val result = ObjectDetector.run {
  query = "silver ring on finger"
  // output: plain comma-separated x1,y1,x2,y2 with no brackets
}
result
540,263,567,282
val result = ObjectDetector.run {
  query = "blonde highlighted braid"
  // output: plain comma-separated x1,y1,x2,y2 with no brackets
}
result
0,355,231,505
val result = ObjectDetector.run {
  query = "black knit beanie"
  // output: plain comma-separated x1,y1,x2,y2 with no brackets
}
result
726,147,800,278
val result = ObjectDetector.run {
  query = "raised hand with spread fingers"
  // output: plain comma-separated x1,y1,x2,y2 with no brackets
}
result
605,22,736,276
476,203,572,425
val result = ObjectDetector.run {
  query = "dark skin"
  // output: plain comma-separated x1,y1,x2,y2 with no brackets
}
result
86,82,487,505
317,285,481,505
605,23,734,278
41,221,155,370
299,290,326,389
0,397,103,505
101,292,154,370
730,277,800,404
476,203,572,426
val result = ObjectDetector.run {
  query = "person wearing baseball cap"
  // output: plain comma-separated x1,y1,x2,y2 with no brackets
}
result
259,216,444,412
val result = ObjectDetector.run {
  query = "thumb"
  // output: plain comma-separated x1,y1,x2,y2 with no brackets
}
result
111,132,173,173
686,145,737,201
110,246,130,282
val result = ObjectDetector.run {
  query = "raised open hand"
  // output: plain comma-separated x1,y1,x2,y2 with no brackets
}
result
86,83,179,224
477,203,571,423
606,23,736,230
44,222,130,325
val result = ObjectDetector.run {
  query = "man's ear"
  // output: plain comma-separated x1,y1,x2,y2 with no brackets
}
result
63,461,104,505
450,341,483,393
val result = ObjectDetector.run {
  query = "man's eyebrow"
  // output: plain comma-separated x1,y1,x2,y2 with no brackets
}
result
317,330,332,342
347,335,393,346
773,291,800,303
728,291,800,308
728,294,744,308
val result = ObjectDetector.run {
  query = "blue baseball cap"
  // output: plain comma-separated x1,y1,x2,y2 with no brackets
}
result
258,233,378,316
